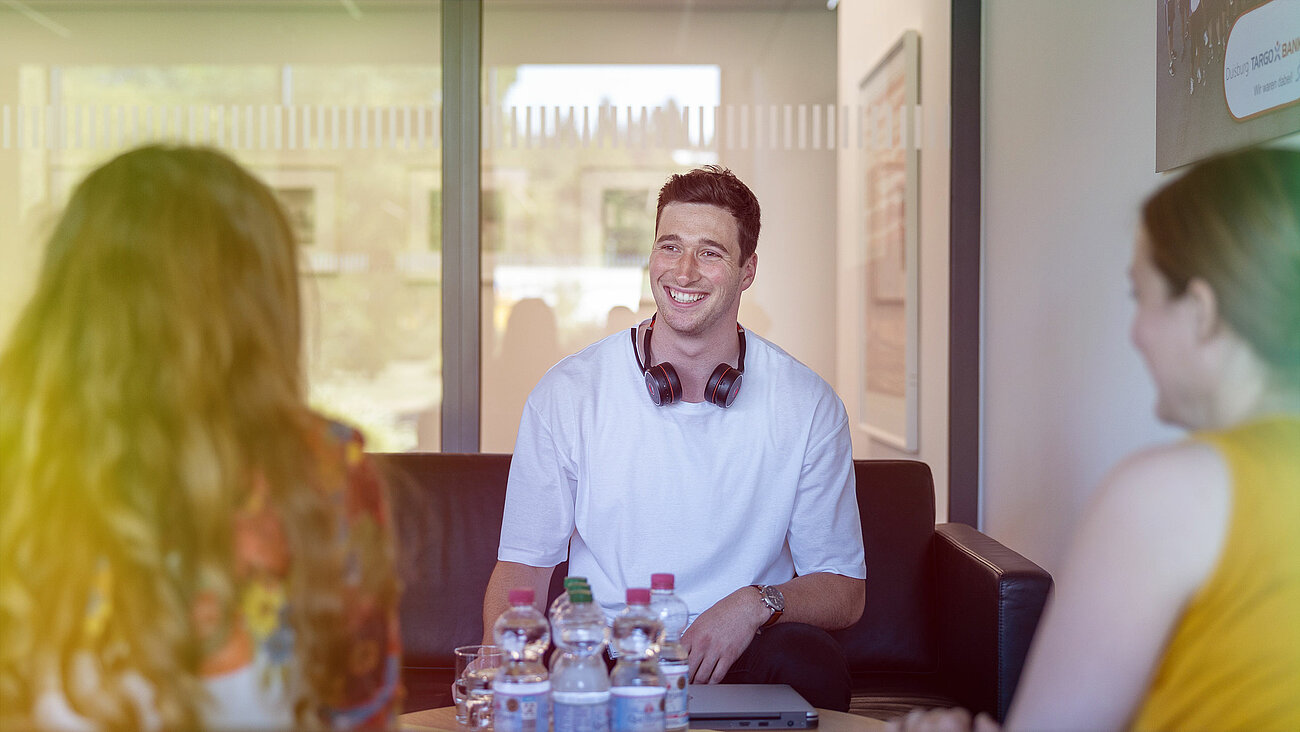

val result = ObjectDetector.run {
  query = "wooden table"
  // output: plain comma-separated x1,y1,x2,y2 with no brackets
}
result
400,705,887,732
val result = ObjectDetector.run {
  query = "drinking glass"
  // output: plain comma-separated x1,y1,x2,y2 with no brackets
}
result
453,644,503,728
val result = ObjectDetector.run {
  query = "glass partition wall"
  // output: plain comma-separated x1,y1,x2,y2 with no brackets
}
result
2,0,839,453
1,2,443,451
479,2,839,452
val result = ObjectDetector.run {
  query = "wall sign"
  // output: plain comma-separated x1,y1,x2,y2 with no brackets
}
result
1157,0,1300,171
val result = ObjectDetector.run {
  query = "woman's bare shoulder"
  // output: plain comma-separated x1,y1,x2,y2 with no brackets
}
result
1102,440,1228,510
1085,439,1231,586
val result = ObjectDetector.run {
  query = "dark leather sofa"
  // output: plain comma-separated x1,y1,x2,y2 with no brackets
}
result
373,452,1052,721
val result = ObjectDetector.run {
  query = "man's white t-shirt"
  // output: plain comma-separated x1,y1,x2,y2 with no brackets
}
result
498,326,866,623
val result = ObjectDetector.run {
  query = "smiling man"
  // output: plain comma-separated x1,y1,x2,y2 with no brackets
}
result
481,166,866,711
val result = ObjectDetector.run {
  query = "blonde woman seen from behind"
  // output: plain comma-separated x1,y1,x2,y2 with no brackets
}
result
893,148,1300,732
0,145,402,730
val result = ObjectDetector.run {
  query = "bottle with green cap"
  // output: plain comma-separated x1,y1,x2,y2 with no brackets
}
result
550,576,592,667
551,588,611,732
550,576,591,624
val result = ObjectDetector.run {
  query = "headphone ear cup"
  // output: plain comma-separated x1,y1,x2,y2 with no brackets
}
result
706,364,743,408
646,362,681,405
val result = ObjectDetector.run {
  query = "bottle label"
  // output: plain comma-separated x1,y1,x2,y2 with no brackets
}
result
553,691,611,732
610,686,665,732
658,661,689,730
493,680,551,732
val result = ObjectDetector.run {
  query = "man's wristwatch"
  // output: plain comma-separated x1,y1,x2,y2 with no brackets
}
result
752,584,785,629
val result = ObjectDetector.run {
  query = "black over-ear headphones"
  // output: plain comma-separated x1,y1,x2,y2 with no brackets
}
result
631,314,746,408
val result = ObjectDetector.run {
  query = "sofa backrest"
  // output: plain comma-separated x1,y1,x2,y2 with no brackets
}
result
376,452,937,676
376,452,511,669
374,452,569,671
832,460,937,674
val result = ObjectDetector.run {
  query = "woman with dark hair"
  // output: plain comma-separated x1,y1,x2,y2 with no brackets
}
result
894,148,1300,731
0,145,401,730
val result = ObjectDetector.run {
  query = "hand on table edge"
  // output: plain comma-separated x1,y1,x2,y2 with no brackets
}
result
885,707,1000,732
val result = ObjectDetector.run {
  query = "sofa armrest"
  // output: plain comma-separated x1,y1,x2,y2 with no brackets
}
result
932,523,1052,722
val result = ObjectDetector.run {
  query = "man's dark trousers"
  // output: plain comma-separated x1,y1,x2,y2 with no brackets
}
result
722,622,851,711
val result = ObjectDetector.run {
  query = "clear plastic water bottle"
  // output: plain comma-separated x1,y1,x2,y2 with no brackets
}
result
610,588,665,732
551,588,611,732
493,588,551,732
549,576,591,620
550,577,592,668
650,574,690,731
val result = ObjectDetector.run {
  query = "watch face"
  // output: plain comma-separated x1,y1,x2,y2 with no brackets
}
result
760,585,785,612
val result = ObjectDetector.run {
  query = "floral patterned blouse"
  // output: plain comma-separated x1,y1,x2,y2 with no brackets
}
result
194,419,402,730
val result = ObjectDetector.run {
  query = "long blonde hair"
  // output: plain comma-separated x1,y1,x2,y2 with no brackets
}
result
0,145,382,729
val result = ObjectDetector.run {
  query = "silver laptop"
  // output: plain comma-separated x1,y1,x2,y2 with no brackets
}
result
687,683,819,729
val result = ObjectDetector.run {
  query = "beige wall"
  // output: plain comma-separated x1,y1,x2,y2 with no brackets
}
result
842,0,1300,575
981,0,1185,575
836,0,952,515
837,0,1229,574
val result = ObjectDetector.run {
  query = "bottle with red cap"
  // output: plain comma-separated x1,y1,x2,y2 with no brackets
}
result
650,574,690,731
609,588,665,732
493,587,551,732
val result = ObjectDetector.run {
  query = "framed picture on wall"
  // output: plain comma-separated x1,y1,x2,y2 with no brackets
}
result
1156,0,1300,171
857,29,920,453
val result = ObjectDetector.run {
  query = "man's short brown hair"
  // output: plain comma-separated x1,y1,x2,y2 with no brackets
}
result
656,165,761,264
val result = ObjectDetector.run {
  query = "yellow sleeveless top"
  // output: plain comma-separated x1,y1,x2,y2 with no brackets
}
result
1130,416,1300,731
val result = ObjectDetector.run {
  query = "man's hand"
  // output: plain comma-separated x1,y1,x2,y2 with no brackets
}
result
679,586,770,684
